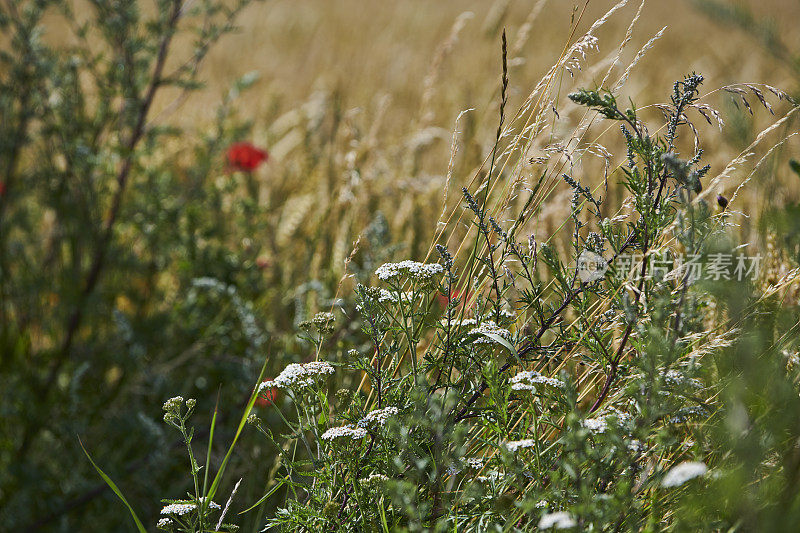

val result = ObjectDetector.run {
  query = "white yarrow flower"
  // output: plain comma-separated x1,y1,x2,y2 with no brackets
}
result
661,461,708,487
273,361,335,390
538,511,577,529
504,439,536,452
469,321,512,345
375,260,443,283
160,503,195,516
582,417,608,434
510,370,565,392
358,406,399,428
321,424,368,442
157,518,172,529
466,457,485,469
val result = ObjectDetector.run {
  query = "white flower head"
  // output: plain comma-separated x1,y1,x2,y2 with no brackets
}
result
157,518,172,529
582,417,608,434
162,396,184,412
661,369,703,389
377,289,398,304
358,406,399,428
375,260,443,284
510,370,565,392
160,503,195,516
538,511,577,529
160,498,219,518
466,457,485,469
504,439,536,453
661,461,708,487
469,321,512,345
257,380,276,395
273,361,335,390
198,497,220,510
321,424,368,443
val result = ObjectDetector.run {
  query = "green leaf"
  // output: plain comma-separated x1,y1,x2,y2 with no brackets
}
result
480,332,518,360
79,439,147,533
203,393,220,497
239,477,288,514
206,357,269,502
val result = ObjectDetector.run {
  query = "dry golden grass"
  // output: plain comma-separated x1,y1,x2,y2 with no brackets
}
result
171,0,800,271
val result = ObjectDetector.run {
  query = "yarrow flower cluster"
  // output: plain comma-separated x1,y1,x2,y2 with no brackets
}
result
538,511,577,529
661,461,708,487
360,473,389,488
582,417,608,434
661,368,703,389
160,498,220,517
157,518,172,529
504,439,537,452
469,321,512,345
160,503,196,516
466,457,485,469
375,260,443,284
321,424,368,442
510,370,565,392
358,406,399,428
266,361,335,391
162,396,184,413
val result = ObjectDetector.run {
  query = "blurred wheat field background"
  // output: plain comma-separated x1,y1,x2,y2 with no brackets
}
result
2,0,800,530
161,0,800,281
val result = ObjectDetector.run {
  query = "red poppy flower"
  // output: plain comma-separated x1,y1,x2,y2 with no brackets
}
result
255,378,279,408
436,289,473,310
226,142,268,172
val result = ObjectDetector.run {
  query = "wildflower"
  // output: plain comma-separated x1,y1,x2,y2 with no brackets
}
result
226,142,268,172
321,424,368,442
469,321,512,345
661,461,708,487
272,361,334,390
466,457,485,469
717,194,729,209
504,439,536,452
626,439,644,453
377,289,398,303
375,260,443,284
162,396,184,413
358,406,399,428
157,518,172,529
160,503,195,516
538,511,577,529
360,473,389,486
198,497,221,510
435,289,473,309
256,379,279,407
442,317,477,329
510,370,565,392
661,369,703,389
582,417,608,434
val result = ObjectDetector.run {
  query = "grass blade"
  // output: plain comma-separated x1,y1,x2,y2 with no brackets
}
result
79,438,148,533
